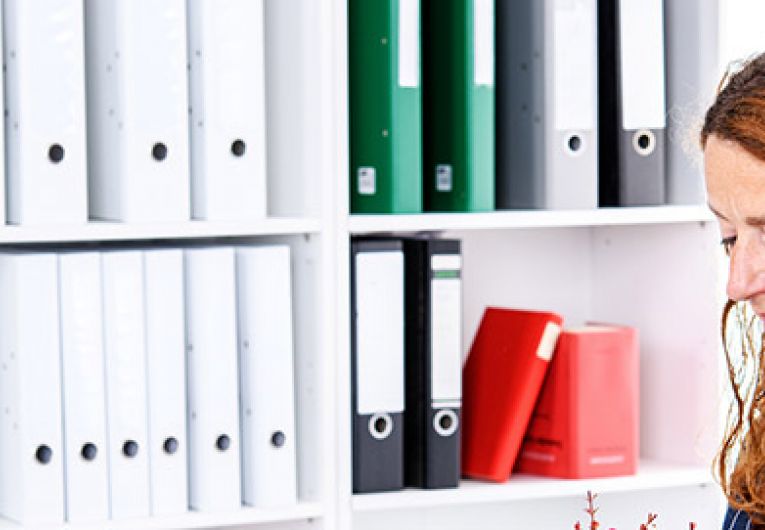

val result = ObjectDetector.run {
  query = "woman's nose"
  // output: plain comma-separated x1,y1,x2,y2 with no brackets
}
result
727,238,765,301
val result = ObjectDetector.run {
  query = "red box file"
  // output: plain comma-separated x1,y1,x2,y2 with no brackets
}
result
461,307,563,482
516,324,639,478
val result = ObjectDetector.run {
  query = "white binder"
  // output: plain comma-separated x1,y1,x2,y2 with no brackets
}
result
184,247,242,511
3,0,88,225
0,253,64,524
143,249,188,516
496,0,598,210
101,251,150,519
58,252,109,523
84,0,191,222
236,246,297,507
187,0,268,221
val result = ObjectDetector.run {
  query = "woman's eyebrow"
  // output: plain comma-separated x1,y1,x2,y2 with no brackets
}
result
746,216,765,226
708,203,728,221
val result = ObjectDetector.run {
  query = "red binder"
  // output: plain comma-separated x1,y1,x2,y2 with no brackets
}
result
461,307,563,482
516,324,639,478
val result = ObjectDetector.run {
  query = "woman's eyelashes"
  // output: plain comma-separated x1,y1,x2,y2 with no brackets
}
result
721,235,737,255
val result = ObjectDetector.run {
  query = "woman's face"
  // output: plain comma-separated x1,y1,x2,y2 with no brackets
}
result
705,134,765,315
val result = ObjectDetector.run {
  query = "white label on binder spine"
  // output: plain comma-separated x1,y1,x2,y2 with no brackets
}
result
553,0,596,131
398,0,419,87
431,276,462,401
474,0,494,86
355,251,405,414
619,0,666,130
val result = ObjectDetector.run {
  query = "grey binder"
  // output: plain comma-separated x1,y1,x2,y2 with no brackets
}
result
496,0,598,210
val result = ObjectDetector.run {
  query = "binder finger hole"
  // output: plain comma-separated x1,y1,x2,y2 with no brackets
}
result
567,135,583,153
368,413,393,441
632,129,656,156
152,142,168,161
35,445,53,465
216,434,231,451
48,144,65,164
231,139,246,157
80,443,98,461
122,440,139,458
271,431,286,448
163,437,179,455
434,409,459,437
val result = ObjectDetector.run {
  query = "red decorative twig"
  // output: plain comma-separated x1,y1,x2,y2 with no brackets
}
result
584,491,600,530
639,512,658,530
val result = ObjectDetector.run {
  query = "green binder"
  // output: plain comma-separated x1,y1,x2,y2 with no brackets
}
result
349,0,423,214
422,0,495,212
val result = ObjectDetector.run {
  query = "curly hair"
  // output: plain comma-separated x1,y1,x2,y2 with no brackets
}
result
701,52,765,527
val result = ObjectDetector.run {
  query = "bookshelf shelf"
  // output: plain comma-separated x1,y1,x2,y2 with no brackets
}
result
352,460,714,512
0,217,322,244
347,205,714,234
0,502,324,530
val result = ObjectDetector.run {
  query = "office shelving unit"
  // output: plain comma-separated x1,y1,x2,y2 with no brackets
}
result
0,0,732,529
336,0,728,528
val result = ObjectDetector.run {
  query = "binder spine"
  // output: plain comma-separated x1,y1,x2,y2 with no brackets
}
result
616,0,666,206
349,0,422,214
184,247,242,511
404,238,462,489
0,254,65,524
143,249,188,516
496,0,545,208
237,245,298,507
58,252,110,523
351,239,405,493
4,0,87,225
101,251,150,519
547,0,598,209
423,0,494,213
85,0,191,222
187,0,267,221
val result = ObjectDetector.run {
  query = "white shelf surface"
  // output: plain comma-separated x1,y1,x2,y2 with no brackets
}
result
0,502,323,529
348,205,714,234
352,460,715,512
0,217,322,244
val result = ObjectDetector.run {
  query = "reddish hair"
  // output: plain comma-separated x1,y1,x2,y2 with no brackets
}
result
702,52,765,527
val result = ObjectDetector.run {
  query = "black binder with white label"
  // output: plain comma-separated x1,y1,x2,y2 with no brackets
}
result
403,237,462,489
351,239,405,493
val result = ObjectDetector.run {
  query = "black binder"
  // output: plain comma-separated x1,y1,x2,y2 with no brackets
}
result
402,237,462,489
351,239,405,493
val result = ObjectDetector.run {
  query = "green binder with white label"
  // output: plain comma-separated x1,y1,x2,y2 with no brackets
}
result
422,0,495,212
349,0,423,214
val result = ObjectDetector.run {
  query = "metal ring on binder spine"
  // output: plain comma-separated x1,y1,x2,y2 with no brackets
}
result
433,409,459,437
632,129,656,156
368,413,394,440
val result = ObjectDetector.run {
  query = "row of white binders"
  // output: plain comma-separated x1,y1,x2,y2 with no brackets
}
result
0,0,276,226
0,245,297,525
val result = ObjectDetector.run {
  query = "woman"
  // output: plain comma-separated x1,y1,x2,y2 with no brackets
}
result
703,52,765,530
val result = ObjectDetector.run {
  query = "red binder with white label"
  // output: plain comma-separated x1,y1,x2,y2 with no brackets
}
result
461,307,563,482
516,324,639,478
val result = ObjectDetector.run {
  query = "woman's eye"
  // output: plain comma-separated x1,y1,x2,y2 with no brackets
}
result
721,235,737,255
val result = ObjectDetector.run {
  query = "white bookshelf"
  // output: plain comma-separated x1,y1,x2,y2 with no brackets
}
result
0,0,735,529
0,503,323,530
